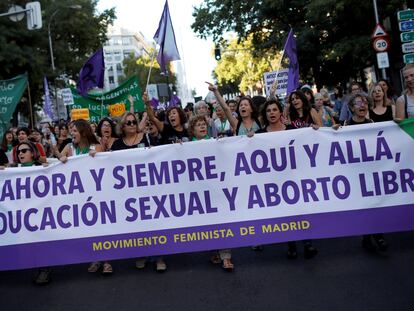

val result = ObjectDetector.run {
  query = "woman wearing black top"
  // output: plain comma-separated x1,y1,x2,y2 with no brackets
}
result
143,93,189,145
111,112,149,150
369,83,393,123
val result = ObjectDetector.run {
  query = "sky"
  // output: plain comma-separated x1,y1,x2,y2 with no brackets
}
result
97,0,217,98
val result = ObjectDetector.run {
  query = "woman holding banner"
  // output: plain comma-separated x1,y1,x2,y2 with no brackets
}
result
13,140,51,284
58,120,113,274
110,112,148,150
344,92,388,252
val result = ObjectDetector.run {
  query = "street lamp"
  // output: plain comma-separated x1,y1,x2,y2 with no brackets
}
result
47,5,82,71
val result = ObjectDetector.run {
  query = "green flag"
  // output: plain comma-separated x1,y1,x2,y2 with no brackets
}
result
398,117,414,139
0,73,28,139
69,75,144,123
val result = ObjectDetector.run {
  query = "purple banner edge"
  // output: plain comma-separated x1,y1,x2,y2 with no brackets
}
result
1,203,414,271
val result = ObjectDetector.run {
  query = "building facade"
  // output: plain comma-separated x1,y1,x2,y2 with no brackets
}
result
103,26,153,91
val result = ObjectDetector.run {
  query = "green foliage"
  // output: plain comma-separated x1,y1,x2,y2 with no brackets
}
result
214,35,282,93
121,51,177,92
0,0,116,117
192,0,406,88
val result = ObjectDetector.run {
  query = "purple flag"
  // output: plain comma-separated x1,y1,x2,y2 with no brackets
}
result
168,94,180,107
43,76,54,120
284,29,299,94
153,0,180,73
77,48,104,96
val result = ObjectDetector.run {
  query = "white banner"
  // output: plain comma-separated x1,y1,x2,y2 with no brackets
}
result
263,69,289,97
1,122,413,248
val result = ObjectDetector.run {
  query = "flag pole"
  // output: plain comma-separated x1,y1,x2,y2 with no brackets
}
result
100,92,104,119
27,80,34,129
145,50,156,93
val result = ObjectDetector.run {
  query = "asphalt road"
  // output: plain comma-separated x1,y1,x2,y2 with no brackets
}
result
1,231,414,311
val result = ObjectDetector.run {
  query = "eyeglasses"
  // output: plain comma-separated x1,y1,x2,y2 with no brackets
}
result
17,148,31,155
125,120,137,126
354,99,367,107
102,123,111,128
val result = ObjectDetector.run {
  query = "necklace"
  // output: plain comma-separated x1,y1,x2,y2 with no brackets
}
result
123,133,138,146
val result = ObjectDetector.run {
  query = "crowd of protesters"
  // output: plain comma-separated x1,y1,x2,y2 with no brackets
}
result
1,64,414,285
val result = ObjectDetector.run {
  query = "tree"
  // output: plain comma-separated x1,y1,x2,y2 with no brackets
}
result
0,0,115,121
192,0,406,89
214,35,282,94
121,51,177,93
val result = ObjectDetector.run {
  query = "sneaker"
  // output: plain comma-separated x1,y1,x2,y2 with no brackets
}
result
375,238,388,252
287,242,298,259
135,257,147,269
362,236,376,252
35,268,51,285
156,259,167,272
304,245,318,259
251,245,264,251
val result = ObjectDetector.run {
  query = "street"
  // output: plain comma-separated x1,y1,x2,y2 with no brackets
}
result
1,231,414,311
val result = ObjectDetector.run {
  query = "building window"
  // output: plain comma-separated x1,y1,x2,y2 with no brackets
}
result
109,76,114,84
116,63,123,74
122,37,131,45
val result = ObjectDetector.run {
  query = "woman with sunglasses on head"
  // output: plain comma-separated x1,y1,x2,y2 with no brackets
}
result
97,117,118,152
110,112,149,151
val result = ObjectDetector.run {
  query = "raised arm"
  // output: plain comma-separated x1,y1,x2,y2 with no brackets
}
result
128,95,135,113
206,82,238,131
143,92,164,132
310,108,323,127
139,111,148,132
395,95,406,120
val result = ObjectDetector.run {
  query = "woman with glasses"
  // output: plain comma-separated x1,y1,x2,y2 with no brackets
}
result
110,112,148,151
13,141,51,284
343,93,388,251
97,117,118,151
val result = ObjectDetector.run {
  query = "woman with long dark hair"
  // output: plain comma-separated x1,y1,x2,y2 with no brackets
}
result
207,83,261,136
286,90,322,129
97,117,118,151
59,119,103,159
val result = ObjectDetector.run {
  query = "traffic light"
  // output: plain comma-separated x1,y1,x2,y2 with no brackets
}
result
26,2,42,30
214,48,221,61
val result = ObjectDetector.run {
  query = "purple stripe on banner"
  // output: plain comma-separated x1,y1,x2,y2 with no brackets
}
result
1,204,414,271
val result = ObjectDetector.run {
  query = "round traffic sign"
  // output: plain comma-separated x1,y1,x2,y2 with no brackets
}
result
373,37,389,52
